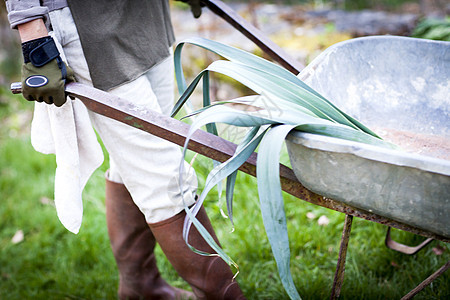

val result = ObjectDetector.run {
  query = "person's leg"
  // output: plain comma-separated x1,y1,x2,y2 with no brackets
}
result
105,171,194,299
101,75,244,299
149,208,246,300
142,53,246,299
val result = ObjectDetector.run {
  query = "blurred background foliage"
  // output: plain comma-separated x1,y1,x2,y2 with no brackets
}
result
412,17,450,40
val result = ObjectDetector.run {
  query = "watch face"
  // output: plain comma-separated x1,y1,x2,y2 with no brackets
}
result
25,75,49,88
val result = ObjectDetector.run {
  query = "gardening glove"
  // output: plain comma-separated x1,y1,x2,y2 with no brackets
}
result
21,36,75,107
177,0,204,18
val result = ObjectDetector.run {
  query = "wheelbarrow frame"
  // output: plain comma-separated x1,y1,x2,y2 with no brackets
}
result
10,0,449,298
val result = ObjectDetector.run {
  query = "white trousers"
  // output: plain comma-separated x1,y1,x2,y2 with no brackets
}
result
48,7,197,223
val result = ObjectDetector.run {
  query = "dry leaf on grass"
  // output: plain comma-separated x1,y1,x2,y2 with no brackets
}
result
432,245,445,256
318,215,330,226
11,230,24,244
306,212,316,219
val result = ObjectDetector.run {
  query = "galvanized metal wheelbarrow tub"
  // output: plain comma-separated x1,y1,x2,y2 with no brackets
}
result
286,36,450,240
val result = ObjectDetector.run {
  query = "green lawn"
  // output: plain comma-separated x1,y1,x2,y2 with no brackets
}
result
0,86,449,299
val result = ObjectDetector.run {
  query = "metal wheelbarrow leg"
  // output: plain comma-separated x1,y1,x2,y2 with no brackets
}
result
401,261,450,300
330,215,353,300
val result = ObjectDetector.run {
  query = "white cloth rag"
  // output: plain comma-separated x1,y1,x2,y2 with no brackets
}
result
28,49,104,236
31,98,103,234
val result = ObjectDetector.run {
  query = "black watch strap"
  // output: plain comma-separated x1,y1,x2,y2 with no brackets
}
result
22,36,60,67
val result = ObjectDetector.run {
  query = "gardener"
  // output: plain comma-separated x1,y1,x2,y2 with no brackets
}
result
4,0,245,299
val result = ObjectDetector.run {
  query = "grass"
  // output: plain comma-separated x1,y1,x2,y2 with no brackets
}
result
0,85,449,299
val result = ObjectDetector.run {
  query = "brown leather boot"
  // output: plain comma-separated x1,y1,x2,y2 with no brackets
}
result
105,174,195,300
148,207,246,300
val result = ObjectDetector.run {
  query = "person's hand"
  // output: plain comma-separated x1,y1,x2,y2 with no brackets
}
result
21,36,75,107
177,0,204,18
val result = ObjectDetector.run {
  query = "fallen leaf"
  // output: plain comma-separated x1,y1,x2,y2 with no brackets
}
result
391,261,399,268
40,197,54,206
318,215,330,226
11,230,24,244
306,212,316,219
432,245,445,256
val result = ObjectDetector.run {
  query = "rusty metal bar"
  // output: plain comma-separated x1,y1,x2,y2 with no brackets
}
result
330,215,353,299
401,261,450,300
11,82,450,244
385,227,434,255
202,0,304,75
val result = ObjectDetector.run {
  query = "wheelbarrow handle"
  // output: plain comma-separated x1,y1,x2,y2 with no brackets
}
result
10,82,22,94
201,0,303,75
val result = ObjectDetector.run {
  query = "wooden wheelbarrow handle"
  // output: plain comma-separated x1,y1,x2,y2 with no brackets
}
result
201,0,304,75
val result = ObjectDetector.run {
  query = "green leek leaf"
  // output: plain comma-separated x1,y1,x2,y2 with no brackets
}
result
173,38,397,299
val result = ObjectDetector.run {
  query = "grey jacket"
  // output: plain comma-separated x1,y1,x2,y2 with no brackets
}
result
5,0,68,28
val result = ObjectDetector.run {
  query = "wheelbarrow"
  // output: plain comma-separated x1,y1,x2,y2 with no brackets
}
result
287,35,450,239
286,35,450,299
11,0,449,298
